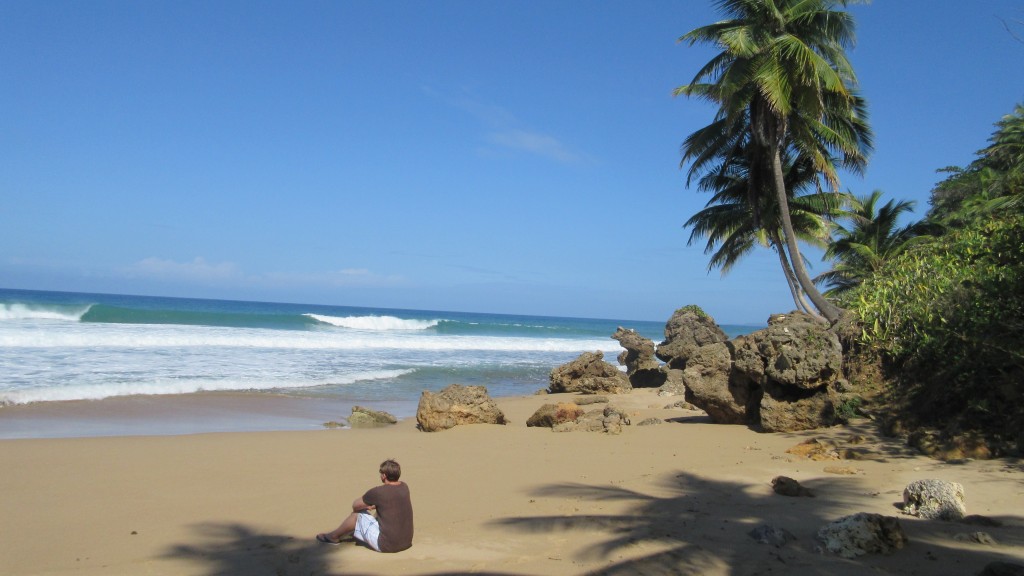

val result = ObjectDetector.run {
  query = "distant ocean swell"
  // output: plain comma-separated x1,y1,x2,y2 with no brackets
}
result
0,289,760,411
0,301,628,339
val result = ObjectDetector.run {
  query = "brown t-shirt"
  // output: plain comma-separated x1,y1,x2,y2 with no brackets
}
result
362,482,414,553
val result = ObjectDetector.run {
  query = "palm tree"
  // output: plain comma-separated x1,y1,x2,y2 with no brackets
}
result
816,190,934,295
929,103,1024,222
684,120,844,315
676,0,872,322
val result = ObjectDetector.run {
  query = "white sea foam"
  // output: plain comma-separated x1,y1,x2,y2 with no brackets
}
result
0,303,90,322
0,369,415,405
0,322,617,353
305,314,439,331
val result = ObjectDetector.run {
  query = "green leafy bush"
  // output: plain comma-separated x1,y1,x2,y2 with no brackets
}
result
848,212,1024,441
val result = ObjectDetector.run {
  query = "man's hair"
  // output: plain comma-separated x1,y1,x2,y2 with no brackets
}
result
379,459,401,481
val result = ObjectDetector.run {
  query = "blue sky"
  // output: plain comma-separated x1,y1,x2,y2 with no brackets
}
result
2,1,1022,324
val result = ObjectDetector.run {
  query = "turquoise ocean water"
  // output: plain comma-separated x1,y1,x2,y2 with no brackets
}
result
0,288,759,437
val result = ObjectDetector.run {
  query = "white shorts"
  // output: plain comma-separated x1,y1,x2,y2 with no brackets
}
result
354,511,381,552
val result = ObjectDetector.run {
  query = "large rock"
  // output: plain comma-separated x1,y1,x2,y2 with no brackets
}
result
902,479,967,520
655,306,729,369
683,342,758,424
817,513,907,558
759,380,837,433
549,351,632,394
727,312,843,431
416,384,507,432
562,405,631,434
526,403,585,428
735,312,843,390
656,368,686,397
348,405,398,428
612,327,665,388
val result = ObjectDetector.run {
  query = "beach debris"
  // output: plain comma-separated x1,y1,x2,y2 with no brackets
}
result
902,479,967,520
908,428,993,461
415,384,507,432
527,403,584,428
636,417,663,426
548,351,631,395
954,531,997,546
977,561,1024,576
771,476,815,497
748,524,796,547
612,326,665,388
847,434,868,445
817,512,907,558
823,465,862,475
785,438,840,461
347,406,398,428
663,399,700,411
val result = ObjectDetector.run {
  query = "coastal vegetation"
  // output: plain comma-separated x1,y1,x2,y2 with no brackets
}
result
840,106,1024,448
678,1,1023,449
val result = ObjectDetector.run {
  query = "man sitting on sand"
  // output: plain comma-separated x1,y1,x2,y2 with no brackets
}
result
316,459,414,553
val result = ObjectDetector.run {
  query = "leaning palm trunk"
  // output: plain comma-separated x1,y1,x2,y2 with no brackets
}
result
774,235,821,318
770,146,842,321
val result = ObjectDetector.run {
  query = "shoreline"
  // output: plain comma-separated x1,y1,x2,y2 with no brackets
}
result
0,390,427,439
2,388,1022,575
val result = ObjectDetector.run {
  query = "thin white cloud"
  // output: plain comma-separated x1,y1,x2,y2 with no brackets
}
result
130,257,240,281
260,268,405,288
128,258,403,289
426,86,588,164
488,129,584,163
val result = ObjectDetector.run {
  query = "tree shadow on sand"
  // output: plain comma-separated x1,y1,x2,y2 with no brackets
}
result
492,470,1024,575
160,523,526,576
160,522,358,576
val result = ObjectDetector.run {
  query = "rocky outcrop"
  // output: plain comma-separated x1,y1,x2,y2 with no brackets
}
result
749,524,796,547
348,406,398,428
548,351,631,394
656,306,729,369
416,384,507,432
526,403,585,428
682,311,845,432
682,342,755,424
612,327,665,388
771,476,815,497
578,308,850,433
902,479,966,520
552,405,631,434
656,369,686,397
817,513,907,558
735,312,843,390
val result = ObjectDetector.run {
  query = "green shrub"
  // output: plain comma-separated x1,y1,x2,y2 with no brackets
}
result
674,304,709,319
834,397,863,423
848,212,1024,441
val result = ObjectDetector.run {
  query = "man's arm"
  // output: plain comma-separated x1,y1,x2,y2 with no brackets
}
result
351,496,374,512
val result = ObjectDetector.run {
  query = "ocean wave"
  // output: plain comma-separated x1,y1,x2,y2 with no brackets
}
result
0,369,415,405
304,314,440,331
0,323,621,354
0,303,91,322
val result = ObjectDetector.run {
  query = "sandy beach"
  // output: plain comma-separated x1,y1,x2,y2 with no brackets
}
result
2,388,1021,576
